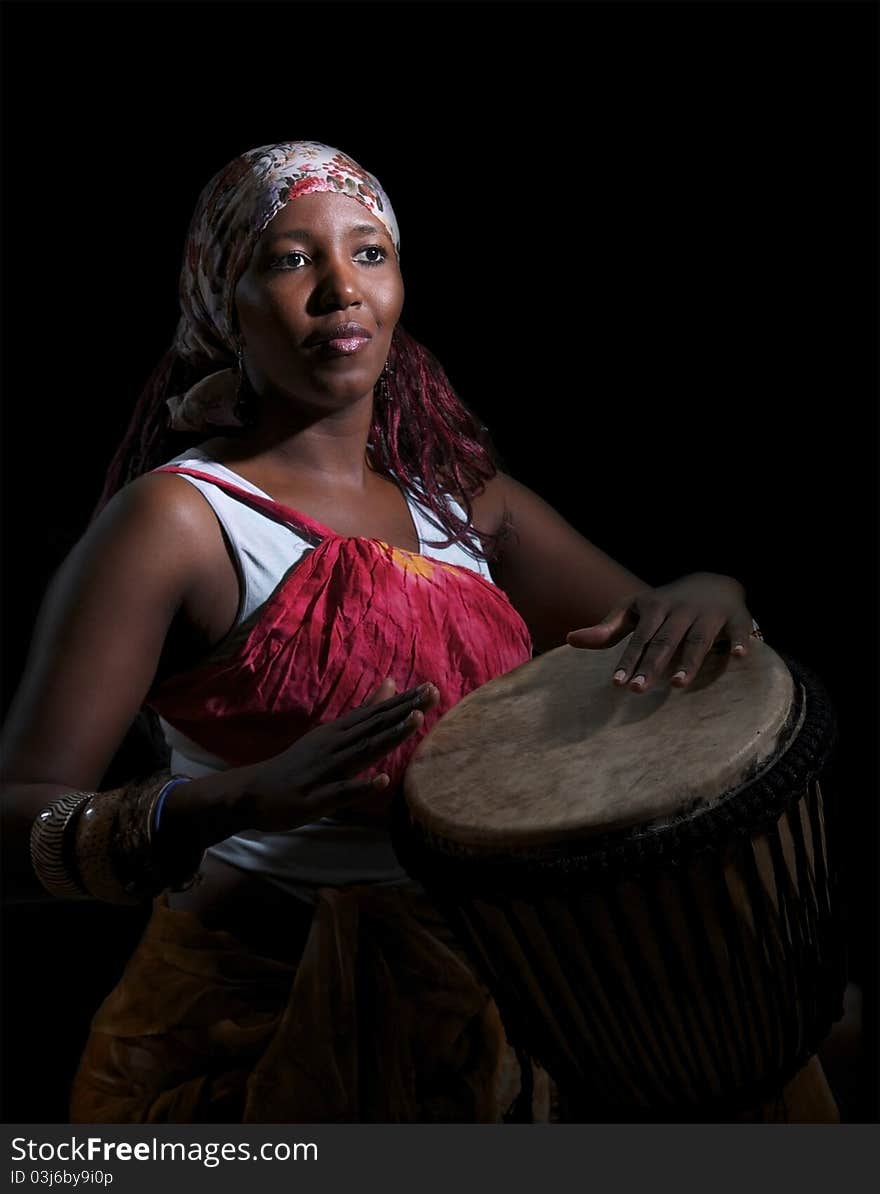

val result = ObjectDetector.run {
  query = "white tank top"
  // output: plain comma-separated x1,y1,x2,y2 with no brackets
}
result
157,448,497,903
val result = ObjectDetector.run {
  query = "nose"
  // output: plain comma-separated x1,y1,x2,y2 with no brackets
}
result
315,251,362,312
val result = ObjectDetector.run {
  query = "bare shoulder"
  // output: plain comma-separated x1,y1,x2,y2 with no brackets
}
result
97,469,218,541
85,469,230,575
48,469,227,624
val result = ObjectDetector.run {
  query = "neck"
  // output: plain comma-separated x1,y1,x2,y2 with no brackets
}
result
210,392,379,489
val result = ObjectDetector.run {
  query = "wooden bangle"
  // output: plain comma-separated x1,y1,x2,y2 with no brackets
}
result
75,776,204,903
74,791,141,905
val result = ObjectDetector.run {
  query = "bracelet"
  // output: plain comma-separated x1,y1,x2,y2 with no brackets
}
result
26,771,204,905
146,774,205,896
29,792,93,899
31,774,205,905
148,775,191,844
74,790,139,904
85,778,202,897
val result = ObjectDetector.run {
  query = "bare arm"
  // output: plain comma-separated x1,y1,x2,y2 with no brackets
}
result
480,472,650,653
476,471,754,692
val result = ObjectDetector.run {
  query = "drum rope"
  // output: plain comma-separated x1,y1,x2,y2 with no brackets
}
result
679,862,750,1091
642,877,723,1101
708,860,771,1082
604,881,707,1104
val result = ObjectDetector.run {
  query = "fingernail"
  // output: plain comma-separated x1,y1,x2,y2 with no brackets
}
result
672,670,687,684
631,675,646,690
613,670,627,684
372,774,390,789
733,643,746,656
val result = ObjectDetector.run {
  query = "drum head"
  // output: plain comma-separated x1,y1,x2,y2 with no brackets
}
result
403,639,796,851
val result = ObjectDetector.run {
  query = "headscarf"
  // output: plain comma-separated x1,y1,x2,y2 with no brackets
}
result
167,141,400,432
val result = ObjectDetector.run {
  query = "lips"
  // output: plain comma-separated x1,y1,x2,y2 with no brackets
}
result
304,322,373,349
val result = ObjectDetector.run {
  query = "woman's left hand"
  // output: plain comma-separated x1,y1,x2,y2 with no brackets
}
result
565,573,755,694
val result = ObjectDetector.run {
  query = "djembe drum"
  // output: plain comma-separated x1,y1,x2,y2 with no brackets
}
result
393,639,845,1122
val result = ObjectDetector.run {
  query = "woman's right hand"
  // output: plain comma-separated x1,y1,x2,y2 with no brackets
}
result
227,679,440,833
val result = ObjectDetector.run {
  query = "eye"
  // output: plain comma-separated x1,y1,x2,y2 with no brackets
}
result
272,250,311,270
355,245,388,265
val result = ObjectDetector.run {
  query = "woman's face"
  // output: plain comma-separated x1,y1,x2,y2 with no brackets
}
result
234,192,403,410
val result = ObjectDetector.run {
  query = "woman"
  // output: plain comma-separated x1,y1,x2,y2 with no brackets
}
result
0,141,758,1123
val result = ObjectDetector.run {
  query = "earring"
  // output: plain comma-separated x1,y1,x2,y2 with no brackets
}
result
376,359,395,403
233,345,259,428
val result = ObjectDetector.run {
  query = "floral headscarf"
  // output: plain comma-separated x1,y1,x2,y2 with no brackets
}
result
167,141,399,431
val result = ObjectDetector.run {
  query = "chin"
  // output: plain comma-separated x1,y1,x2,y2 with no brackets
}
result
310,367,380,404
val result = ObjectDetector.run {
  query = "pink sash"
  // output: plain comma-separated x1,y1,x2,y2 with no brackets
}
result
147,467,533,783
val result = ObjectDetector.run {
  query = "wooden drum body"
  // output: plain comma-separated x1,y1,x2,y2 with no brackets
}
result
394,641,845,1121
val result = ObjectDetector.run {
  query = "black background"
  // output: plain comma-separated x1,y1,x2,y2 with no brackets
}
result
1,0,877,1122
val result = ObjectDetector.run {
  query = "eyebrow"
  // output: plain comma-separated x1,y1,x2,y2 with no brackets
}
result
267,223,390,244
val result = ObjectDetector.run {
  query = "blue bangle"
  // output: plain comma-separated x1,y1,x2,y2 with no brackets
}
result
152,776,191,837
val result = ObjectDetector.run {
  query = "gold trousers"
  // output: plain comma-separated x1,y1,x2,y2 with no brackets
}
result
69,884,551,1123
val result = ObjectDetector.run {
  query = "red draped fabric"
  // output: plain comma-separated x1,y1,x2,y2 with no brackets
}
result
147,466,533,782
